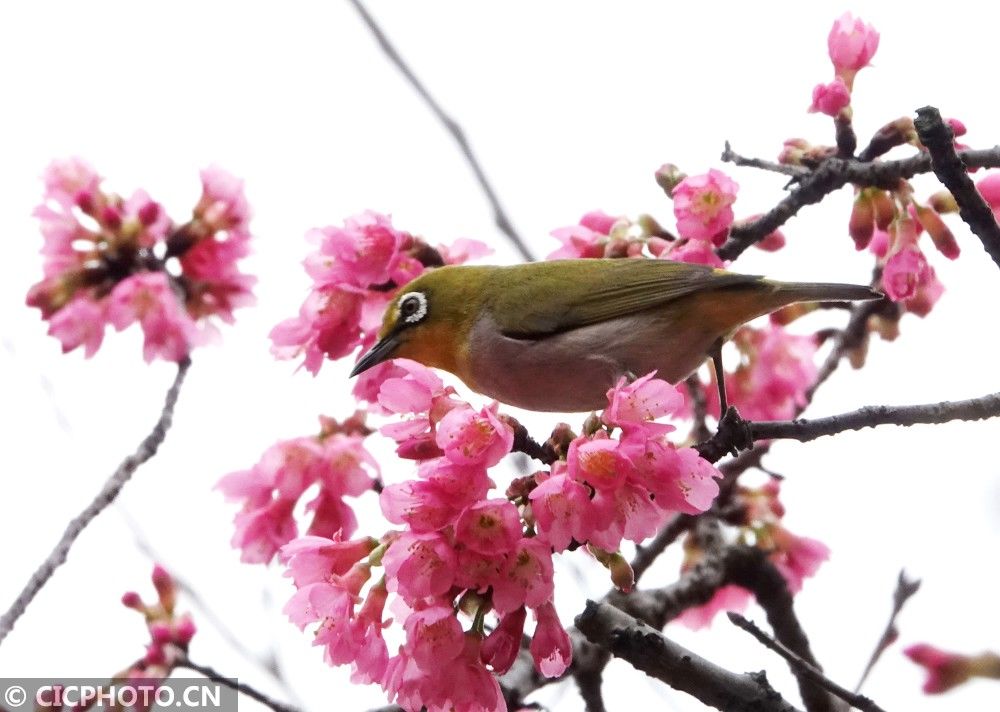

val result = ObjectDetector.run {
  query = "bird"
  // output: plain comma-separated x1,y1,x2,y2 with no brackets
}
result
350,259,881,413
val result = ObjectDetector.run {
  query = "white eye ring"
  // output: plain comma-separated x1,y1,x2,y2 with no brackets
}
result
398,291,428,324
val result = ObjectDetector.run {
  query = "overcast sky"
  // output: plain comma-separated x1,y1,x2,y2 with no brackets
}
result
1,2,998,711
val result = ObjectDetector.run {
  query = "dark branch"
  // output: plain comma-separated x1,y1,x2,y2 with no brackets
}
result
0,359,191,647
177,658,300,712
728,614,888,712
346,0,535,262
508,419,558,465
835,113,858,158
750,390,1000,443
914,105,1000,272
717,146,1000,260
855,570,922,692
576,601,803,712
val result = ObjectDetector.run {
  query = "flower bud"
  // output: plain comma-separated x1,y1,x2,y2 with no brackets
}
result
946,117,967,137
871,190,896,231
100,205,122,231
808,78,851,117
914,204,959,259
859,117,916,159
151,564,176,614
121,591,144,610
137,201,161,227
654,163,686,198
778,138,810,165
927,190,958,214
849,191,875,250
587,545,635,593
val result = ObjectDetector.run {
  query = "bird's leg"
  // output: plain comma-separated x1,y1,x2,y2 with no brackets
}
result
709,338,729,415
708,338,752,455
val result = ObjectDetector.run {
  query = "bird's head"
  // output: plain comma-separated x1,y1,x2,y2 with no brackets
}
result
349,265,488,378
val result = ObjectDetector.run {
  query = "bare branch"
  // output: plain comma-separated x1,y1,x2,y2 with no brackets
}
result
576,601,803,712
855,570,922,692
346,0,535,262
722,141,809,178
914,105,1000,272
0,359,191,647
728,614,888,712
750,390,1000,443
177,657,300,712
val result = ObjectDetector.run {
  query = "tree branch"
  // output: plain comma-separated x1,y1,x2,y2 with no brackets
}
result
0,359,191,647
751,390,1000,443
717,146,1000,260
913,105,1000,272
722,141,809,178
576,601,803,712
177,657,300,712
855,570,922,692
728,614,888,712
346,0,535,262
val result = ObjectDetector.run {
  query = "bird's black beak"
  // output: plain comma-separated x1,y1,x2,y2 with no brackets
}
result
350,332,402,377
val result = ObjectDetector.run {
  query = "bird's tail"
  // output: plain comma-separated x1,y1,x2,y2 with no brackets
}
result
769,280,882,304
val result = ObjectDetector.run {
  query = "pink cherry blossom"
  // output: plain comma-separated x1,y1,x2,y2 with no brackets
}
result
305,211,414,289
603,372,683,433
404,603,466,669
663,238,726,267
382,532,457,602
529,601,573,678
106,272,201,363
547,210,622,259
194,166,251,233
219,427,377,563
977,173,1000,210
567,435,631,492
42,157,101,209
179,227,257,323
882,246,930,302
676,584,753,629
903,265,944,317
771,527,830,593
827,13,879,79
808,77,851,116
672,169,739,244
490,538,555,614
435,403,514,467
529,471,598,551
454,499,523,555
46,295,106,357
279,534,377,587
269,287,364,373
436,237,493,265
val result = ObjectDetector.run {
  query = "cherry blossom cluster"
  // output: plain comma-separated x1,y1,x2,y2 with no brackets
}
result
218,413,378,564
676,479,829,629
26,159,255,362
270,210,489,373
905,643,1000,694
271,365,722,712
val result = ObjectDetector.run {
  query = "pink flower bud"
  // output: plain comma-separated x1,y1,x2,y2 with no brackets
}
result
872,190,896,230
827,12,879,80
149,622,172,645
151,564,176,613
121,591,143,610
75,190,96,215
137,201,161,227
778,138,810,165
481,607,526,675
529,601,572,678
100,205,122,230
905,644,1000,694
808,78,851,117
173,615,197,645
976,173,1000,209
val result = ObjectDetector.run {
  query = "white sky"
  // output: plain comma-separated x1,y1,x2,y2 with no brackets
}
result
1,2,999,711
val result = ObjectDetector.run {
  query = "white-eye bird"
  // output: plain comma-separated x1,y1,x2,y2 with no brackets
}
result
350,259,880,413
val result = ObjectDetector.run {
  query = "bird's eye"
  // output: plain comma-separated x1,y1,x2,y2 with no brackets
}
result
398,292,428,324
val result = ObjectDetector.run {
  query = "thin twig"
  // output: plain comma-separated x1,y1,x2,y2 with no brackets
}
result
346,0,535,262
722,141,809,178
631,514,693,584
177,658,300,712
576,601,803,712
0,359,191,647
728,613,888,712
914,105,1000,272
855,570,922,692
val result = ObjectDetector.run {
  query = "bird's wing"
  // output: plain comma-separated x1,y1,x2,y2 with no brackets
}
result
493,259,763,338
